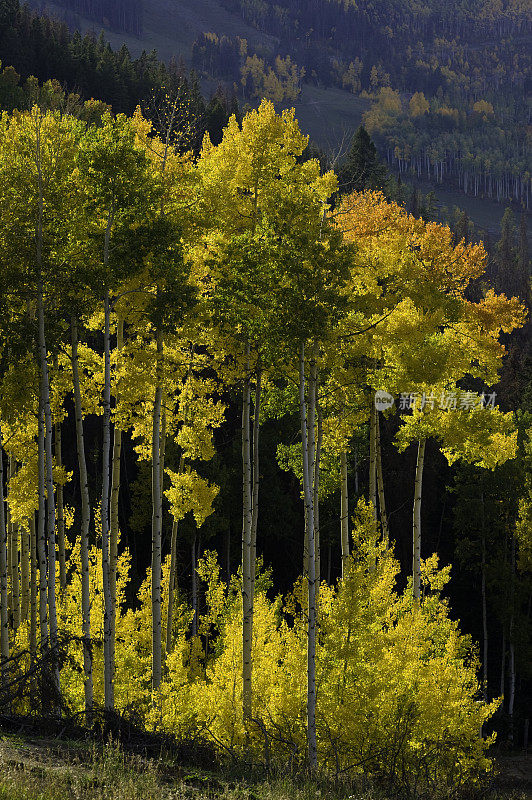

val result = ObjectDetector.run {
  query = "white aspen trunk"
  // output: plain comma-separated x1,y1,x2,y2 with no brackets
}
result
508,530,516,742
299,342,317,769
29,514,37,660
38,285,59,700
354,443,359,496
412,438,426,604
314,403,322,588
0,426,9,667
166,455,184,655
191,534,198,638
151,327,163,691
376,412,389,542
340,451,349,578
369,400,377,516
37,404,49,697
20,523,30,623
55,422,66,592
166,518,179,654
500,628,506,704
109,316,124,694
250,369,261,599
226,528,231,583
71,316,93,713
101,289,114,709
7,457,20,631
242,346,253,725
480,490,488,701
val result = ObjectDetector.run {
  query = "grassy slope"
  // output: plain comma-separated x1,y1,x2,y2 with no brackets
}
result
0,733,529,800
27,0,529,236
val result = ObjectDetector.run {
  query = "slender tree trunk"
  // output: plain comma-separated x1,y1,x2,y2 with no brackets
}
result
242,346,253,725
20,523,30,623
7,457,20,631
500,628,506,705
38,285,59,700
375,412,389,542
0,426,9,669
508,529,516,742
109,316,124,695
101,289,114,709
166,518,179,653
299,342,317,769
151,328,163,691
369,400,377,515
354,443,359,497
37,403,49,710
412,438,426,604
250,369,261,598
55,422,66,592
71,316,93,713
191,534,199,637
166,454,184,655
29,514,37,661
340,451,349,578
480,490,488,701
226,528,231,584
314,403,322,588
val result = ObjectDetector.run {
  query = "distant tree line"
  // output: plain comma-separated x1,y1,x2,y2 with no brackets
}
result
0,0,241,148
46,0,143,36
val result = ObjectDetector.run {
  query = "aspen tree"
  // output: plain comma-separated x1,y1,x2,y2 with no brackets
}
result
78,112,155,707
336,191,525,596
198,101,337,725
0,108,86,705
0,426,9,669
7,456,20,631
109,316,123,697
71,317,94,712
340,451,349,576
54,421,66,592
375,411,389,541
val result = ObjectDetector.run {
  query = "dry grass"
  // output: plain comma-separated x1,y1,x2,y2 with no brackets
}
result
0,733,530,800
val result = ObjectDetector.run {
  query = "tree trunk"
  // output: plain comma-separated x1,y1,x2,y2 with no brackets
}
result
340,451,349,578
38,285,59,700
369,400,377,515
375,412,389,542
7,457,20,631
166,518,179,654
314,403,322,588
166,454,184,655
242,346,253,725
55,423,66,592
20,522,30,623
151,327,163,691
71,316,93,713
37,404,49,709
299,342,317,770
109,316,124,695
0,426,9,669
29,514,37,661
101,289,113,709
508,529,516,742
250,369,261,599
191,533,198,637
412,438,426,604
500,627,506,705
481,490,488,701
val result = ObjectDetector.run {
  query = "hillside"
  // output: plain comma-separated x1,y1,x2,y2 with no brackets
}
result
24,0,531,236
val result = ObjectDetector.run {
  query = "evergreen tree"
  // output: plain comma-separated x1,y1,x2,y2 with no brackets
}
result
495,208,517,295
517,212,531,306
338,125,389,195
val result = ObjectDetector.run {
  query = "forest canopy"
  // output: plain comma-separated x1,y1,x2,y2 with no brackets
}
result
0,96,530,796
